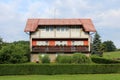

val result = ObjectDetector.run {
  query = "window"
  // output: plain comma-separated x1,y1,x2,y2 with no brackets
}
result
50,27,54,31
40,26,45,31
57,27,60,31
56,26,69,32
71,26,79,31
61,27,64,31
45,26,54,32
36,41,48,46
55,41,67,46
46,27,49,31
65,27,69,31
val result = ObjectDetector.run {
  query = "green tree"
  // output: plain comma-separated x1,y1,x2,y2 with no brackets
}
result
0,36,3,50
103,40,116,52
0,41,30,64
91,32,102,56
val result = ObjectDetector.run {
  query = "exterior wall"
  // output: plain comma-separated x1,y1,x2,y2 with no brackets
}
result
40,30,54,38
30,53,90,62
30,26,89,39
70,27,80,38
31,30,40,38
30,54,39,62
56,31,69,38
30,25,91,60
81,31,89,38
88,35,91,51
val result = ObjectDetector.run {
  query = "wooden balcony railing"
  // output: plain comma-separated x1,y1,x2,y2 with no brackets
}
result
32,46,89,53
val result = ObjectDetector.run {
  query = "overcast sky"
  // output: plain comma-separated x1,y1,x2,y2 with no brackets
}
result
0,0,120,48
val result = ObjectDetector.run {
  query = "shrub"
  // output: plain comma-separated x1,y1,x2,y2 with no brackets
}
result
56,53,91,64
56,55,72,64
0,44,28,64
72,53,91,64
91,56,120,64
41,55,50,63
0,64,120,75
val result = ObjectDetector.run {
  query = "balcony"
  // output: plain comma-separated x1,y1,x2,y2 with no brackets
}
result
32,46,89,53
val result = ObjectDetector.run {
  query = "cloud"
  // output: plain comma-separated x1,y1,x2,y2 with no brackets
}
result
92,9,120,29
0,0,120,48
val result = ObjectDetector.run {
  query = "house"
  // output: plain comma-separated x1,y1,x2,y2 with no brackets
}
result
24,18,96,62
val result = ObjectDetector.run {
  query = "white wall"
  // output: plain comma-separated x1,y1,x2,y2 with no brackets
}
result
31,30,39,38
81,30,89,38
40,31,54,38
30,26,89,38
56,31,69,38
70,27,80,38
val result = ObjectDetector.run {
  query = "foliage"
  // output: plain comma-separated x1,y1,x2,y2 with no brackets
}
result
0,64,120,75
41,54,50,63
56,53,91,64
72,53,91,64
56,55,72,64
0,36,3,50
0,41,30,64
103,40,116,52
91,56,120,64
91,32,103,56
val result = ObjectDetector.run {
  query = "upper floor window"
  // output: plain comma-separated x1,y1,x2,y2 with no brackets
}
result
57,26,69,32
71,26,79,31
57,27,60,31
40,26,45,31
46,26,54,32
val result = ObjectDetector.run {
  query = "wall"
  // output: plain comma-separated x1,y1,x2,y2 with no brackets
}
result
30,26,89,39
30,53,90,62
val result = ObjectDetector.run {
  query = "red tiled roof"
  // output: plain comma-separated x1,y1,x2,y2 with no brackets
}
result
24,19,96,32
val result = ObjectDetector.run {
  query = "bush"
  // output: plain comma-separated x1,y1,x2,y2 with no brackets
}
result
91,56,120,64
0,44,28,64
56,53,91,64
0,64,120,75
56,55,72,64
41,55,50,63
72,53,91,64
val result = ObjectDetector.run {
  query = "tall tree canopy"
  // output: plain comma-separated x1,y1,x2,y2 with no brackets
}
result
0,36,3,49
0,40,30,64
91,32,103,56
103,40,116,52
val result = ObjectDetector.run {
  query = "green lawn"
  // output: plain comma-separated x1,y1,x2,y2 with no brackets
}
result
0,74,120,80
103,51,120,59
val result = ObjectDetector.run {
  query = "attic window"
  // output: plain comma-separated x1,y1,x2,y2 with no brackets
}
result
46,26,54,32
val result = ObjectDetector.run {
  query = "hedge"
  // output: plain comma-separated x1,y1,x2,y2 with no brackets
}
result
0,64,120,75
91,56,120,64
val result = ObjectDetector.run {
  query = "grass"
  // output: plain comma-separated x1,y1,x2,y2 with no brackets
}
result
103,51,120,59
0,74,120,80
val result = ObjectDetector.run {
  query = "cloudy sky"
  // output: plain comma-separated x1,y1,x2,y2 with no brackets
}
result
0,0,120,48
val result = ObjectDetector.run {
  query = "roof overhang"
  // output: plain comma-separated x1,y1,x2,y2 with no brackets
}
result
24,18,96,32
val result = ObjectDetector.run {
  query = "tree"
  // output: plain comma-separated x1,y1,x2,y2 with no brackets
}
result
0,41,30,64
103,40,116,52
91,32,103,56
0,36,3,50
